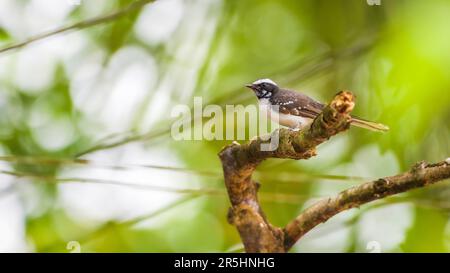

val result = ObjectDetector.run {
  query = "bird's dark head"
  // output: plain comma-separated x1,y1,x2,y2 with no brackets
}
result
245,79,279,99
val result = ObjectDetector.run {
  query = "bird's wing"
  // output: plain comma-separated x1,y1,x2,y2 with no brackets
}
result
270,89,324,119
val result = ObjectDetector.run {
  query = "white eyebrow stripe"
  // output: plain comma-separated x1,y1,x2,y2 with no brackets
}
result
253,78,277,86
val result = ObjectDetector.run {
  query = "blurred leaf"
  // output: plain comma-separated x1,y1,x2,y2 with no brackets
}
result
401,207,448,252
0,28,10,41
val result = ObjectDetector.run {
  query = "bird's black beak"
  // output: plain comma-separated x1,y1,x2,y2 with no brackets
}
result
245,84,255,90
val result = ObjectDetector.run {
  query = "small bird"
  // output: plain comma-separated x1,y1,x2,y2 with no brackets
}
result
246,79,389,132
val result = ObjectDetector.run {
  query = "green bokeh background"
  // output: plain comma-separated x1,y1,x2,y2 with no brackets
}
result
0,0,449,252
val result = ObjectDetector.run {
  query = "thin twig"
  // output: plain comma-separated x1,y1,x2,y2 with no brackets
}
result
0,0,155,54
0,169,319,205
0,169,223,195
0,155,219,177
0,155,369,182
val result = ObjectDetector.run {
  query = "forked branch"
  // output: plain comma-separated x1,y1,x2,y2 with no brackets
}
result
218,91,450,253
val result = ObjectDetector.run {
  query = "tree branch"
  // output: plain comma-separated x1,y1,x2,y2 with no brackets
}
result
283,159,450,250
0,0,155,54
218,91,356,253
218,91,450,253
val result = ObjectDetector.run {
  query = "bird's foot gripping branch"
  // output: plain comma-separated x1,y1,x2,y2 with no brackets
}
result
218,91,450,253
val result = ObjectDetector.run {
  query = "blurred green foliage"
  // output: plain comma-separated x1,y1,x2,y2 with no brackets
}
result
0,0,449,252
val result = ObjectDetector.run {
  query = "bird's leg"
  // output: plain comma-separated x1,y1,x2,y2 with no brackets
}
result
251,128,281,141
290,118,313,132
255,132,272,141
290,122,303,132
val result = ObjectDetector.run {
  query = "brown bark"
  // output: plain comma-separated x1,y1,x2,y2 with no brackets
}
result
218,91,450,253
283,160,450,250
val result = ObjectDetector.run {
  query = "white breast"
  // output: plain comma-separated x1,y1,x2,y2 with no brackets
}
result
259,99,312,130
